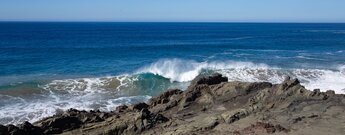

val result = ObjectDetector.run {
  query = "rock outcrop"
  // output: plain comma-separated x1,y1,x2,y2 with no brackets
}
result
1,74,345,135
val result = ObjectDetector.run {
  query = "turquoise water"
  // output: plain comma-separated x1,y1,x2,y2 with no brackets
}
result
1,22,345,125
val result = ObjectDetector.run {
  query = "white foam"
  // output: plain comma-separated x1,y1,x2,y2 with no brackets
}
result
104,95,151,111
295,55,326,61
296,69,345,93
0,94,151,125
137,58,271,82
2,59,345,125
41,76,116,92
0,74,154,125
137,59,345,93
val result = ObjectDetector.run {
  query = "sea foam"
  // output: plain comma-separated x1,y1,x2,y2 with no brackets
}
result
137,59,345,93
137,58,271,82
2,58,345,125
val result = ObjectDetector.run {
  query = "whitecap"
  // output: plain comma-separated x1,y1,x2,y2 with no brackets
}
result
137,58,345,93
137,58,273,82
0,94,151,125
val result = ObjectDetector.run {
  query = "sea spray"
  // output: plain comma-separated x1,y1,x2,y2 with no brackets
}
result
137,59,345,93
1,59,345,125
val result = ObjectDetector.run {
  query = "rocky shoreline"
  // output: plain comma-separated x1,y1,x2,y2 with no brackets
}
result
1,74,345,135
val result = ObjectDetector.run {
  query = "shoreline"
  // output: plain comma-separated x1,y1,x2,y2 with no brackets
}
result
1,74,345,135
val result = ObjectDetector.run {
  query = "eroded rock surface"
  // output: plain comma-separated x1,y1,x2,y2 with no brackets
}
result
1,74,345,135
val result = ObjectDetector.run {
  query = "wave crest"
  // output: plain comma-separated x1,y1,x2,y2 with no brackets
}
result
2,59,345,125
137,58,270,82
137,59,345,93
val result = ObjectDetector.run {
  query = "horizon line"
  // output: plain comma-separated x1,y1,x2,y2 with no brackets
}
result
0,21,345,24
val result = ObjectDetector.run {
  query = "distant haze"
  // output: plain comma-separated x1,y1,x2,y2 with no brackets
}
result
0,0,345,22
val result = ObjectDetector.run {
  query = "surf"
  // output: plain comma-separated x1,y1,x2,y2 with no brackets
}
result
1,58,345,125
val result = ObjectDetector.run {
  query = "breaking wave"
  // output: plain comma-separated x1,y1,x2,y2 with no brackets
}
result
137,58,271,82
0,73,183,125
137,59,345,93
1,58,345,125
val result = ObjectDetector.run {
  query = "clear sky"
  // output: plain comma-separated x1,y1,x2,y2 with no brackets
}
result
1,0,345,22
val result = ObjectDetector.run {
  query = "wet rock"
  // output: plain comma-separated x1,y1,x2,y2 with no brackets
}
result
279,78,300,91
138,108,169,129
140,108,151,119
18,121,43,135
4,74,345,135
191,73,228,86
115,105,129,113
39,116,81,134
129,102,149,111
184,85,204,103
7,124,25,135
181,75,225,107
149,89,183,106
0,125,9,135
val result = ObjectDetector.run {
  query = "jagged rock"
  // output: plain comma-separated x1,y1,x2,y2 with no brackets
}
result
179,74,228,108
115,105,129,113
0,125,8,135
39,116,81,134
129,103,149,111
326,90,335,95
18,121,43,135
241,122,289,134
149,89,182,106
1,74,345,135
190,73,228,86
7,124,25,135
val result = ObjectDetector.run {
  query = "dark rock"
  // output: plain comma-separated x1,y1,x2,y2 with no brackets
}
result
140,108,151,119
4,74,345,135
308,114,319,118
151,114,169,125
246,82,273,93
0,125,9,135
181,74,227,108
115,105,129,112
149,89,182,106
292,116,305,123
18,121,43,135
279,77,300,91
311,89,321,96
192,73,228,86
313,89,320,93
7,124,24,135
39,116,81,134
185,86,203,103
130,103,149,111
142,113,169,130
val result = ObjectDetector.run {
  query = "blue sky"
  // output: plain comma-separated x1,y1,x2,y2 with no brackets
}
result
0,0,345,22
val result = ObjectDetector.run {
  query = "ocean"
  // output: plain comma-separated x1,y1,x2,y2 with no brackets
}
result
1,22,345,125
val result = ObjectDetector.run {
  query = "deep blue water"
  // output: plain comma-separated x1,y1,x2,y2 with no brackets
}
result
1,22,345,125
1,23,345,80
